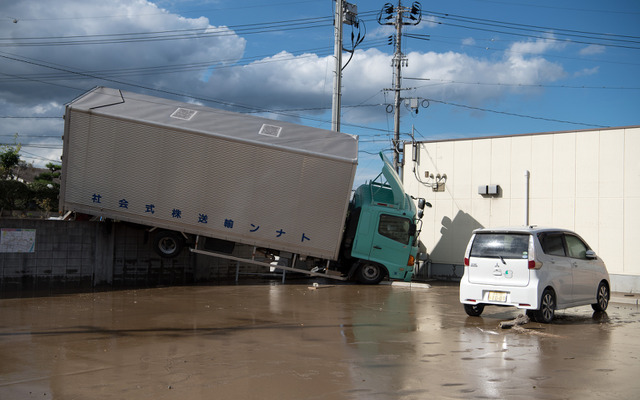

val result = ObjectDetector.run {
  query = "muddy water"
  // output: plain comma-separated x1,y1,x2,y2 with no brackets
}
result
1,282,639,399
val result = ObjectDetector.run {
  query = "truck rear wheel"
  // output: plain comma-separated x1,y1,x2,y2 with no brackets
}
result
153,230,185,258
356,263,386,285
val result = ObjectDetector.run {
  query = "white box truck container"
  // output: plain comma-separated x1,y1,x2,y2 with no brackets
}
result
60,87,427,283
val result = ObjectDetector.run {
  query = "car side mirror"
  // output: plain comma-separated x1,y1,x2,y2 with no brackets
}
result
585,250,597,260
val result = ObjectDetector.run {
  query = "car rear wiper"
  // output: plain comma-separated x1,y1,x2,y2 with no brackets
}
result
499,255,506,265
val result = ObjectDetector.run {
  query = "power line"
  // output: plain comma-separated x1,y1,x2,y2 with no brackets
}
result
0,16,335,47
404,77,640,90
425,10,640,43
426,98,609,128
465,0,640,16
422,11,640,50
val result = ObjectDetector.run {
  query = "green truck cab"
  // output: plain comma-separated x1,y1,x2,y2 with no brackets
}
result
341,153,429,284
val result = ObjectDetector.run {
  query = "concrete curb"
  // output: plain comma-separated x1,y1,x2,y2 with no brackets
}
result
611,292,640,305
382,281,431,289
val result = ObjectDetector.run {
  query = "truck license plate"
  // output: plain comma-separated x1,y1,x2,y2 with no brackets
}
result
488,291,507,302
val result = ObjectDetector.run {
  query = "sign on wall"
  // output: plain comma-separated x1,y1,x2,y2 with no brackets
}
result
0,228,36,253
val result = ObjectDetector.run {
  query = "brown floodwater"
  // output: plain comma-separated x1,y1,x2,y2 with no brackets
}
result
1,281,639,399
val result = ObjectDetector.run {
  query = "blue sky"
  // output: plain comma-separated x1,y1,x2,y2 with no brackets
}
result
1,0,639,183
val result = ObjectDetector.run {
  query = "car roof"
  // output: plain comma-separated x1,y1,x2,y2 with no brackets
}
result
472,226,571,235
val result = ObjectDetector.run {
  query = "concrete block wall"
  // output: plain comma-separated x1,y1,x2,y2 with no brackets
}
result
0,219,97,292
1,218,279,295
111,223,195,287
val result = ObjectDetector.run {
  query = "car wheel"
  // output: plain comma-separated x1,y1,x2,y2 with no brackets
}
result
532,288,555,324
356,263,385,284
591,281,610,312
153,230,185,258
463,303,485,317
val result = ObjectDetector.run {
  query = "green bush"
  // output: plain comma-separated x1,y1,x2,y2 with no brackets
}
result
0,180,31,210
29,181,60,211
0,180,59,212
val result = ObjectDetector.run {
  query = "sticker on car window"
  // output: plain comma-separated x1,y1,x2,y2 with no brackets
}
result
522,251,528,259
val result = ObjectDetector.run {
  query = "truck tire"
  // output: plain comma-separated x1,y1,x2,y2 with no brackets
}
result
356,263,386,285
153,230,185,258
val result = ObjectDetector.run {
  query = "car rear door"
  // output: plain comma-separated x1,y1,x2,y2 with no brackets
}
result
467,233,530,287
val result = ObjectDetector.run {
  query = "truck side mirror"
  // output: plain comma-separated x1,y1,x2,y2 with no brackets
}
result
417,198,426,210
417,210,424,219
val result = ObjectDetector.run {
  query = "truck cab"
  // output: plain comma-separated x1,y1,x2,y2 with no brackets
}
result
341,153,428,284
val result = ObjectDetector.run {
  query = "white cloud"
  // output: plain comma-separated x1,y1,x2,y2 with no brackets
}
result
0,0,246,106
580,45,606,56
462,37,476,46
574,66,599,77
508,36,565,55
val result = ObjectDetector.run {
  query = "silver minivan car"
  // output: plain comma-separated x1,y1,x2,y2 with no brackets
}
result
459,226,610,323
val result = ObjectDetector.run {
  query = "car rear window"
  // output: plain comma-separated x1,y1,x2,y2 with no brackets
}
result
470,233,530,259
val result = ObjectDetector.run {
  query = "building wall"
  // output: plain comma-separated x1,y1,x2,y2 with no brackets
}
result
403,126,640,293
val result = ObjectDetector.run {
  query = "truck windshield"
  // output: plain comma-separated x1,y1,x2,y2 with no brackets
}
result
378,214,411,245
470,233,529,259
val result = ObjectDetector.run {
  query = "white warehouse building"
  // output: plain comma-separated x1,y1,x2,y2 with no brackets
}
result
402,125,640,293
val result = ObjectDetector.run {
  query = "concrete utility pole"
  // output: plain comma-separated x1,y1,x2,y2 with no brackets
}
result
332,0,344,132
378,1,422,173
392,5,405,174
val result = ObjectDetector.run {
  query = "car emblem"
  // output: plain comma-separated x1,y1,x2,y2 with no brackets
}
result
493,265,502,276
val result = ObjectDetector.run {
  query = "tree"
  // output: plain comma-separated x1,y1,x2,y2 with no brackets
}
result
32,162,62,212
0,140,61,214
0,141,22,180
34,162,62,185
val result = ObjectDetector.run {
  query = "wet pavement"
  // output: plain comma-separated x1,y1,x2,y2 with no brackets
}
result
1,281,639,400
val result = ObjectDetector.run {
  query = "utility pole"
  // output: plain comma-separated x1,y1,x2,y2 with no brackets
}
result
332,0,344,132
332,1,360,132
392,5,405,174
378,1,422,173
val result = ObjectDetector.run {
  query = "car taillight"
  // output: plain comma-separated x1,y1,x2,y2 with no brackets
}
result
407,255,415,266
464,257,469,266
528,260,543,269
527,235,541,269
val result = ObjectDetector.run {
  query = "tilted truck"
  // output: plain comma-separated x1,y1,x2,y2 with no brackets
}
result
60,87,428,284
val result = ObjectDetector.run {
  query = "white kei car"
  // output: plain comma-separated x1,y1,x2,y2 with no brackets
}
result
459,226,610,323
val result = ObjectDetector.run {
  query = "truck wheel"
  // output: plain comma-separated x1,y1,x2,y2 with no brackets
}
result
153,230,185,258
356,263,385,285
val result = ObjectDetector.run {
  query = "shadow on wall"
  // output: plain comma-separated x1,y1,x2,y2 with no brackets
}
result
426,210,483,281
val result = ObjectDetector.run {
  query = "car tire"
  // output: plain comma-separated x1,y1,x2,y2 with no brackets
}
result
463,303,485,317
591,281,610,312
356,263,385,285
153,230,185,258
532,288,555,323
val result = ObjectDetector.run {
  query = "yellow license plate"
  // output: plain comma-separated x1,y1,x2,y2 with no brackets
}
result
488,291,507,302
